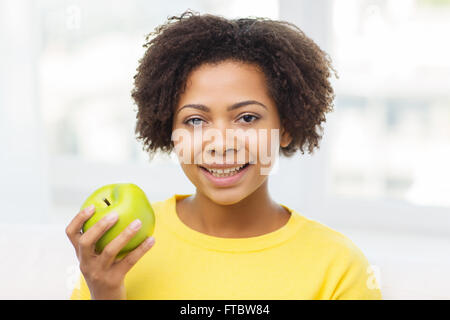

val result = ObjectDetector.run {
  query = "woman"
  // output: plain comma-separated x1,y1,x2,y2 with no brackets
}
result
67,10,382,300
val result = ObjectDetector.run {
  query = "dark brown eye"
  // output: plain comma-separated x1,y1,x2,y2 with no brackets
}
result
239,114,259,123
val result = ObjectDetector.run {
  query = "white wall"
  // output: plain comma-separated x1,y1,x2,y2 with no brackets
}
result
0,0,51,224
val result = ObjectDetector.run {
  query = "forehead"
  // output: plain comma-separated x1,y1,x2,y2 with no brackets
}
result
178,60,271,105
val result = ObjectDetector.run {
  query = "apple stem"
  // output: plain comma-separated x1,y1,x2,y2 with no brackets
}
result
103,198,111,206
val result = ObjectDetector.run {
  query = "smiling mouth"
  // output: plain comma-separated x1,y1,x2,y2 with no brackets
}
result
198,162,250,178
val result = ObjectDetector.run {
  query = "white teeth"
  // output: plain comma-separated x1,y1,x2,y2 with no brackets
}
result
204,164,247,177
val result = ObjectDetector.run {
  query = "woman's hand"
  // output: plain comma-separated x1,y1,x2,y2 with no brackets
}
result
65,205,155,299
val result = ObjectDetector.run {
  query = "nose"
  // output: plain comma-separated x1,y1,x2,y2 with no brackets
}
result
204,123,241,161
206,145,235,158
205,134,238,157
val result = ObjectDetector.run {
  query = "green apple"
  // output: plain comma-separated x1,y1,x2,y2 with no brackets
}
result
80,183,155,259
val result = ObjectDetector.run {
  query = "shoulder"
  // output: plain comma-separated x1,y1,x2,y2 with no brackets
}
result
288,210,382,299
290,210,366,262
149,198,169,214
149,194,177,216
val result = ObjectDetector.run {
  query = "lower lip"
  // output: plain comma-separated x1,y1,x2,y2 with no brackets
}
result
199,163,251,187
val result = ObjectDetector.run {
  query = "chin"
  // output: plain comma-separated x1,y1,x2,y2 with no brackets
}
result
203,188,250,206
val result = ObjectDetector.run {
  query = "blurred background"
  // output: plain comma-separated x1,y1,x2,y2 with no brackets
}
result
1,0,449,299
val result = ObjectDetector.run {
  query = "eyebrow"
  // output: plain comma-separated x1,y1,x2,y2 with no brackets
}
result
175,100,267,115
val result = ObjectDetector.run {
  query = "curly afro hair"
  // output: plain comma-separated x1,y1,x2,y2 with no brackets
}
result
131,9,337,160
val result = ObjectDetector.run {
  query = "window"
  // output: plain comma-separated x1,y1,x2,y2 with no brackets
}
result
0,0,279,224
2,0,448,236
330,0,450,208
277,0,450,236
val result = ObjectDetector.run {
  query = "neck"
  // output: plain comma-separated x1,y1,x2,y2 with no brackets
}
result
179,180,290,238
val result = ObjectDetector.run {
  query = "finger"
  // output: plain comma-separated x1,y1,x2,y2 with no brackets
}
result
99,219,143,267
114,236,155,275
65,205,96,254
78,211,119,261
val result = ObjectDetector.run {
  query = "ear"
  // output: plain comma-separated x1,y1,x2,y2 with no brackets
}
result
280,126,292,148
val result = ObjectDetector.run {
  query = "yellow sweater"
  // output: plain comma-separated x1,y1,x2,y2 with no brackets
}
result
70,194,382,300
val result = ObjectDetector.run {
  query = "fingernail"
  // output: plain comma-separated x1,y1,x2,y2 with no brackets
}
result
129,219,141,231
144,236,155,248
85,205,95,214
105,211,119,222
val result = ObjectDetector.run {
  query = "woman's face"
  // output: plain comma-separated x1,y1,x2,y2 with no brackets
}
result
172,60,291,205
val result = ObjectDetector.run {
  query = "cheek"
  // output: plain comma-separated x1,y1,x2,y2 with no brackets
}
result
172,129,198,165
180,163,199,182
249,128,280,169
